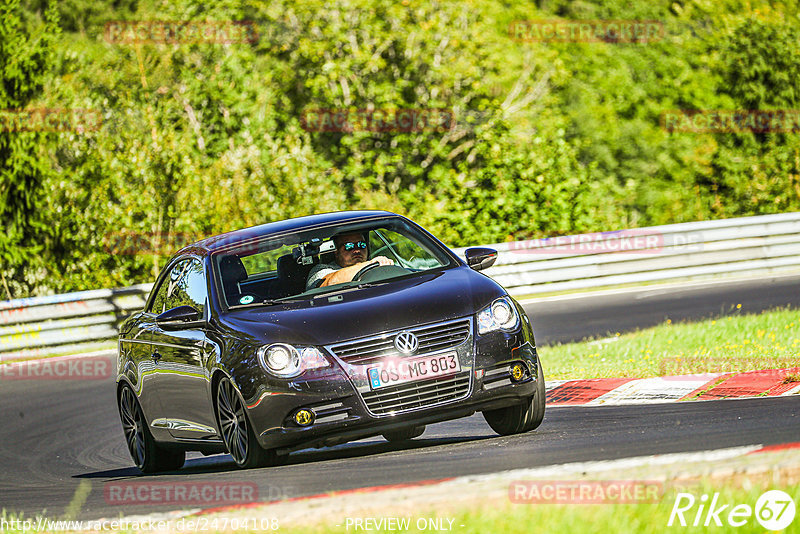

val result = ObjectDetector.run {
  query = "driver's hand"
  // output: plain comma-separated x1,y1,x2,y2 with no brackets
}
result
371,256,394,266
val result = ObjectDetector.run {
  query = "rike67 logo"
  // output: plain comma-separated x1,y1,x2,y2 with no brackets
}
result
668,490,796,530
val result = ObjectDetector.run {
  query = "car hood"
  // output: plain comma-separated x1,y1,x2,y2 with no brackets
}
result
216,267,506,346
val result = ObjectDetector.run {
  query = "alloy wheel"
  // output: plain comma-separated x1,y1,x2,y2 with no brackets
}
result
119,386,146,469
217,378,249,465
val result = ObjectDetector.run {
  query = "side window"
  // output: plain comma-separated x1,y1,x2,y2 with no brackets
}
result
367,231,383,257
372,229,443,270
149,261,186,314
148,259,207,314
178,260,207,312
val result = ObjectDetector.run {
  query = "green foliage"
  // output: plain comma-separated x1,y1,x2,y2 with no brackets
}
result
23,0,138,34
706,15,800,217
0,0,59,298
1,0,800,297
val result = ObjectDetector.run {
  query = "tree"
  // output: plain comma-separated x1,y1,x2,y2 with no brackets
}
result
708,17,800,216
0,0,59,298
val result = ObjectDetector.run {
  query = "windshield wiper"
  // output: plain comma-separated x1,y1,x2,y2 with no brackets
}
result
263,297,305,304
311,283,386,300
306,284,363,299
355,281,387,288
229,297,304,309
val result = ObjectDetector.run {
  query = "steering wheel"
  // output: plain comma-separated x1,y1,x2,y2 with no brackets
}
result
353,263,412,283
353,261,382,281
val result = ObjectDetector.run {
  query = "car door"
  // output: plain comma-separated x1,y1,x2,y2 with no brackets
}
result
118,312,164,438
148,258,218,440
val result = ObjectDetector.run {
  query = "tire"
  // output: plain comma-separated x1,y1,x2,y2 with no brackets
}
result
118,384,185,473
382,425,426,442
482,360,546,436
215,377,276,469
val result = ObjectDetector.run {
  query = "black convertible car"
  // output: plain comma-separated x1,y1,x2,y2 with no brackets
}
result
116,211,545,472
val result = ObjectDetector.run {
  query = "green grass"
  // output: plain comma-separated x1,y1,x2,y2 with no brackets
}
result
540,306,800,380
271,481,800,534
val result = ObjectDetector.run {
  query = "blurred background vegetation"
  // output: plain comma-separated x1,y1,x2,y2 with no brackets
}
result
1,0,799,298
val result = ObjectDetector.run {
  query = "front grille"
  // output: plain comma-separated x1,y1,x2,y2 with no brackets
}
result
361,371,471,415
329,318,471,366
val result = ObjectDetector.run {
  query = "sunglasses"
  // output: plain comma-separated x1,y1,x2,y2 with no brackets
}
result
341,241,367,251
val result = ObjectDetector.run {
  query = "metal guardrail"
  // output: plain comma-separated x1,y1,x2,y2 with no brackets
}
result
453,211,800,295
2,212,800,360
0,284,152,360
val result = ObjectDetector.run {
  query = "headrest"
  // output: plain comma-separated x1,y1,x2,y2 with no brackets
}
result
277,254,303,281
219,255,248,294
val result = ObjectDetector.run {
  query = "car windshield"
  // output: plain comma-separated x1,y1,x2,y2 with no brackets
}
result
212,218,454,308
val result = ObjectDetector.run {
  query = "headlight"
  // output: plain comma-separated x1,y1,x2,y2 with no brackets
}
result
257,344,329,378
477,297,520,334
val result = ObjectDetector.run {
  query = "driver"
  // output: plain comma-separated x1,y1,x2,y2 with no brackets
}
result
306,232,394,289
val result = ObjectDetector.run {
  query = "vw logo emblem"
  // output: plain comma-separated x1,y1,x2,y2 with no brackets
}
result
394,331,419,355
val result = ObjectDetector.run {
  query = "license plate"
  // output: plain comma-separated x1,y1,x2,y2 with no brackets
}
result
367,352,461,390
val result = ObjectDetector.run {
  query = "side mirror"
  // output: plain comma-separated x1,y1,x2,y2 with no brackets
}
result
156,305,203,329
465,247,498,271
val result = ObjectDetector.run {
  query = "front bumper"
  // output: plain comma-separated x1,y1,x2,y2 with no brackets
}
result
244,321,540,452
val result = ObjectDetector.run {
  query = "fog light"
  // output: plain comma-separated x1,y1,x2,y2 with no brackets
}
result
510,363,526,382
294,409,315,426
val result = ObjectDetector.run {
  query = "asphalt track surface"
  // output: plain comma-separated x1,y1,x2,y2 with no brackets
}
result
527,274,800,345
1,275,799,520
